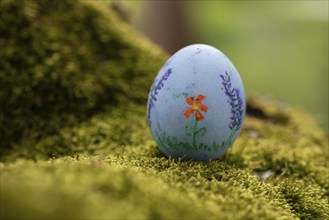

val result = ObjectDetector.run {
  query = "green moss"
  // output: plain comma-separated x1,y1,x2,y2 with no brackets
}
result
0,0,328,219
0,0,166,154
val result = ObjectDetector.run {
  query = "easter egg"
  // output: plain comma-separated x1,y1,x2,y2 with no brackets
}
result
147,44,246,161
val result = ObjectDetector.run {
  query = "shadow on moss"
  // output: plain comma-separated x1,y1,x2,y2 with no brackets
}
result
0,0,167,157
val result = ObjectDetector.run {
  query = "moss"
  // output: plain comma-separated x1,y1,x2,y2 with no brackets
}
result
0,0,166,154
0,0,328,219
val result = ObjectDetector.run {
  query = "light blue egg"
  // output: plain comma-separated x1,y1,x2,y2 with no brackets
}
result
147,44,246,161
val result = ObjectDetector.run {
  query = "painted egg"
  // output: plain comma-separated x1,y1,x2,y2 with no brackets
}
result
147,44,246,161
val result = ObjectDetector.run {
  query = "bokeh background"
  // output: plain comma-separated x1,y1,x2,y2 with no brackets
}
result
115,0,328,131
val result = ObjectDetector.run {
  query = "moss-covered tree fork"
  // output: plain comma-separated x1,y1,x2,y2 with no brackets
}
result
0,1,328,219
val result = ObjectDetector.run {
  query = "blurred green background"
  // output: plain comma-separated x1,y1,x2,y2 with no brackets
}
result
116,0,328,132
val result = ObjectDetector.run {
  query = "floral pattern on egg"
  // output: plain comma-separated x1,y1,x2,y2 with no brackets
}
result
147,44,246,161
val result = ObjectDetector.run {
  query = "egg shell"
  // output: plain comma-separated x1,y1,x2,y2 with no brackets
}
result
147,44,246,161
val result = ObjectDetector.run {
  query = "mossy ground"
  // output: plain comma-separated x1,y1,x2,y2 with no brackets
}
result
0,1,328,219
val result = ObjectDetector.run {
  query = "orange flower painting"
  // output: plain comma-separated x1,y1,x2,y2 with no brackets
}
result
184,95,208,121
